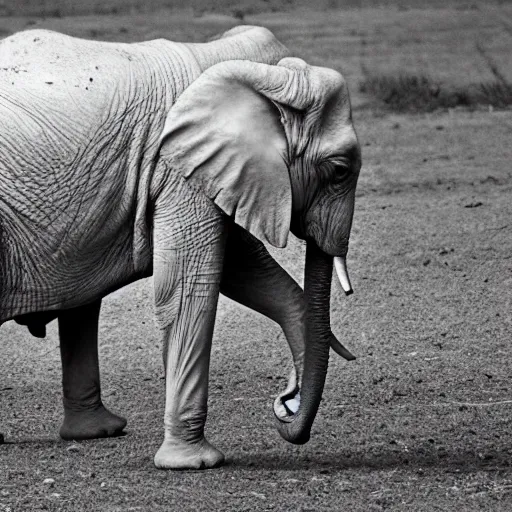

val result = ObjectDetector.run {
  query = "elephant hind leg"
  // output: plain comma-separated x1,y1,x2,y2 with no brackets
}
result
59,404,126,440
58,300,126,440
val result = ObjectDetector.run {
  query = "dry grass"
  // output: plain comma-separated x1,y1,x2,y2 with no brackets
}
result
359,72,512,112
2,0,507,17
1,0,291,18
2,2,512,115
256,3,512,112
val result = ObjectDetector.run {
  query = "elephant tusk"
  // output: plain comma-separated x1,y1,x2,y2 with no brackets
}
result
329,334,356,361
334,256,353,296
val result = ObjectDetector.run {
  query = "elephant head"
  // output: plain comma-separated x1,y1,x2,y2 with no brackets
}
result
159,56,361,445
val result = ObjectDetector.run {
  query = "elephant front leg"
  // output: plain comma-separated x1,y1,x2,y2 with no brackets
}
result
153,239,225,470
58,300,126,440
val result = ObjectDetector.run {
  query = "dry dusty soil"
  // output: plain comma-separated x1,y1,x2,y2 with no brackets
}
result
1,5,512,511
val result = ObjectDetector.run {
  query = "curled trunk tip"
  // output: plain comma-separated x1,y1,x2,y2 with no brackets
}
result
276,241,332,445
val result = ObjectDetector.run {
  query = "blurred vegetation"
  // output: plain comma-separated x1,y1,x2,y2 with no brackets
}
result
1,0,511,112
360,73,512,112
1,0,509,17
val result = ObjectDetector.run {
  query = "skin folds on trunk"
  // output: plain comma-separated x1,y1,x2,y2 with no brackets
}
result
276,241,334,444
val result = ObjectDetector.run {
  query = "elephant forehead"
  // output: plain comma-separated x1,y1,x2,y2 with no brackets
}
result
314,65,349,99
319,123,359,157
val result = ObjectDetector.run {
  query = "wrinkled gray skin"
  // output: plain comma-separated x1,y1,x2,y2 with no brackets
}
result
0,26,361,469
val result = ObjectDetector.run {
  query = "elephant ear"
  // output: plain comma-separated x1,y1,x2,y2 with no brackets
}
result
158,65,292,248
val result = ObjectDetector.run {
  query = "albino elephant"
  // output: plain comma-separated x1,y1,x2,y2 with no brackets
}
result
0,25,361,469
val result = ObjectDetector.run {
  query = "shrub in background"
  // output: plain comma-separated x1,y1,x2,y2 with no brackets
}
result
360,72,512,112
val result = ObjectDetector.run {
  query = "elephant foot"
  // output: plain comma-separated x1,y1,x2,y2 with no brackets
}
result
154,437,225,470
60,403,127,440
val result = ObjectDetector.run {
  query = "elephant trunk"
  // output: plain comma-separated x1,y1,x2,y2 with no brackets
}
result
276,241,334,444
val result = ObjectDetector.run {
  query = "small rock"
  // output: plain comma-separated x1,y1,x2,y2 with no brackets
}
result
66,444,80,453
100,482,107,489
43,478,55,486
337,479,353,491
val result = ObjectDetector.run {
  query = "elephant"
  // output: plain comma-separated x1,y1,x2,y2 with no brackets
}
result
0,24,361,469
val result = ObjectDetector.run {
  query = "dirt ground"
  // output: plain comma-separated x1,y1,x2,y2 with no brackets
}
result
1,5,512,512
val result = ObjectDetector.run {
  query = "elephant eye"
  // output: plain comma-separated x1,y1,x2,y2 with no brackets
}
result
317,152,356,192
331,146,361,175
332,165,350,185
330,156,350,175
